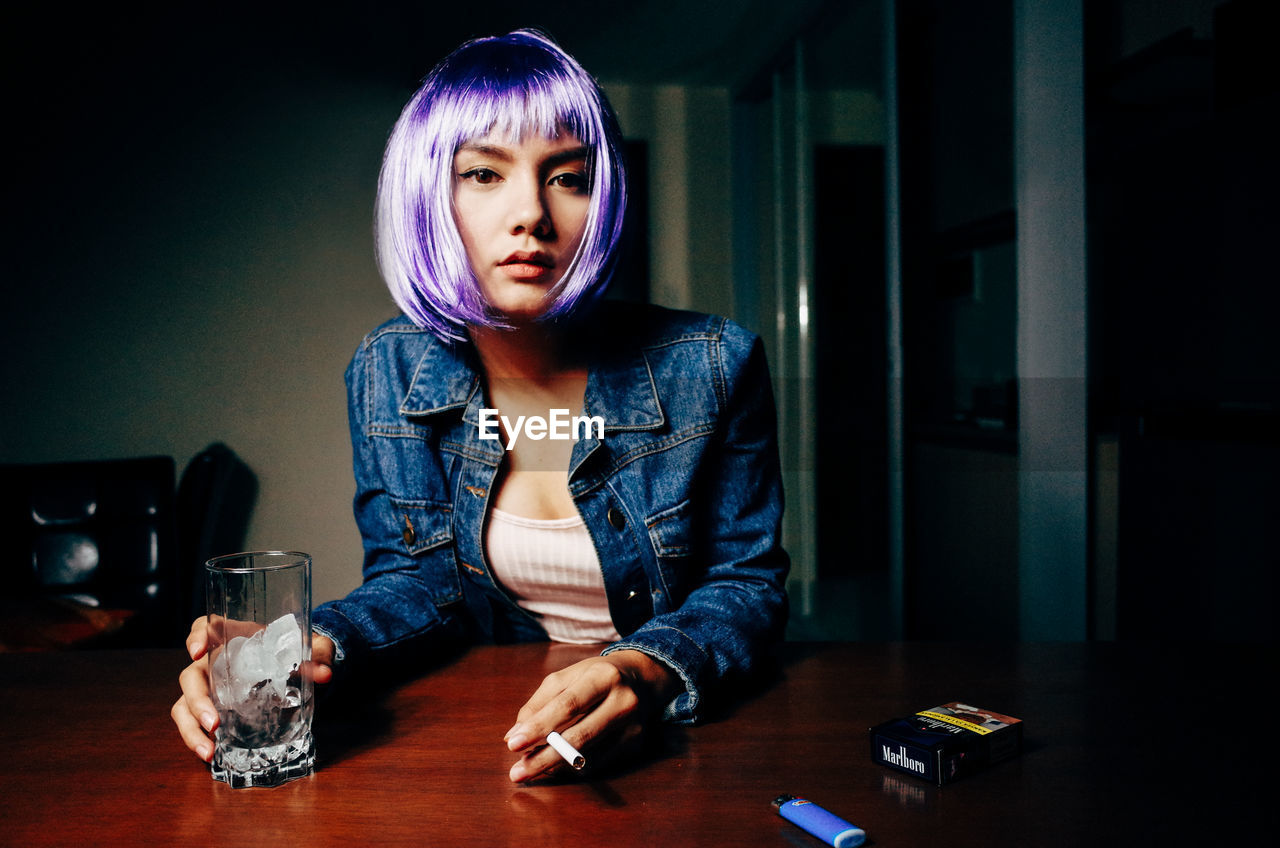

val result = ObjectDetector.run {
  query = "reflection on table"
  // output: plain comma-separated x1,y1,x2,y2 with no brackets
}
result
0,640,1273,846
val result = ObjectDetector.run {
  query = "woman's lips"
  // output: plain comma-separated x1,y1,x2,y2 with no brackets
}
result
498,253,554,281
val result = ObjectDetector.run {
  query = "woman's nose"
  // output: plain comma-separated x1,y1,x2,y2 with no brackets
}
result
507,177,552,238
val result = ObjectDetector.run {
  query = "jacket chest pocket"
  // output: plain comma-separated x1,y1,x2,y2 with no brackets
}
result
388,497,461,605
646,499,693,602
647,499,692,557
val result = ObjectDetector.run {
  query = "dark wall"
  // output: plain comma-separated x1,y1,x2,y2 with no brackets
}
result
897,0,1278,640
1088,0,1278,640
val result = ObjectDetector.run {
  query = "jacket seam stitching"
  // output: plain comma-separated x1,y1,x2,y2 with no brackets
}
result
569,425,713,497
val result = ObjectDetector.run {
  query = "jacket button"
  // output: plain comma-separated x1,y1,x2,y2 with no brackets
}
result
402,515,416,546
607,507,626,530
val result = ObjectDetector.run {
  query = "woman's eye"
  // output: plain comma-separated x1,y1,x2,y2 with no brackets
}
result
549,172,588,193
459,168,499,184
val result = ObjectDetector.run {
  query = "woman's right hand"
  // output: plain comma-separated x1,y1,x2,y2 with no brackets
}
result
170,616,335,762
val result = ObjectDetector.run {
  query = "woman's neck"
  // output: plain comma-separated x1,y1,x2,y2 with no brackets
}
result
468,322,580,381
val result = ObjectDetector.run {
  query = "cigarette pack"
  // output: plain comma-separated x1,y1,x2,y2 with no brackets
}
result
869,701,1023,785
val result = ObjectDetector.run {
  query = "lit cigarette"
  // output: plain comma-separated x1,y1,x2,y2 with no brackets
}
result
546,731,586,770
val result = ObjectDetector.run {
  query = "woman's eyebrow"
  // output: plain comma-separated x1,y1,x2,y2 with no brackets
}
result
543,146,590,168
456,142,515,161
453,144,588,167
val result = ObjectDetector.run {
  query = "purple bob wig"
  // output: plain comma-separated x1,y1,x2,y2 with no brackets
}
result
375,29,628,342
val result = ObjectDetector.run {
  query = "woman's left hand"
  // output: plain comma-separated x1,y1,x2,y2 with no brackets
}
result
504,649,681,782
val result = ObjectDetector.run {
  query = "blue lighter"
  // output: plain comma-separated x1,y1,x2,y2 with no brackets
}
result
772,795,866,848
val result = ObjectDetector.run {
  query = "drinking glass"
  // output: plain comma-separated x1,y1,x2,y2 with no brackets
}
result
205,551,315,787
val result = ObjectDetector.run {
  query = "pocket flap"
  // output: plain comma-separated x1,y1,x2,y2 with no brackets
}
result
646,499,691,558
388,498,453,555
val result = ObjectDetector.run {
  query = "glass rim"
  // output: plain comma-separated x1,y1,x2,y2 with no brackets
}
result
205,550,311,573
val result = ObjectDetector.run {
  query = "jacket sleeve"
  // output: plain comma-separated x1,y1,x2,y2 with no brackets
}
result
311,343,468,678
603,323,789,722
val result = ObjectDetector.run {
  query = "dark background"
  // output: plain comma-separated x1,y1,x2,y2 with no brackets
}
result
4,1,1276,641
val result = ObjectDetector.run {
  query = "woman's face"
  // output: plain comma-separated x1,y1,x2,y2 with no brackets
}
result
452,130,591,322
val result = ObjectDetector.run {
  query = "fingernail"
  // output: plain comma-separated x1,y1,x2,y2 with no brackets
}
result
201,712,217,731
503,723,521,741
506,723,529,749
198,744,212,761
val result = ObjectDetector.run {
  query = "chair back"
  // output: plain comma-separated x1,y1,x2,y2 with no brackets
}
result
1,455,178,647
176,442,257,623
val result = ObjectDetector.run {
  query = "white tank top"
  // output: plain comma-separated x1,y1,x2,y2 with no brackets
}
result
485,507,622,644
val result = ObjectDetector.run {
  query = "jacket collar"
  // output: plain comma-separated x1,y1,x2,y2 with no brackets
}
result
583,349,665,431
398,341,482,419
397,337,665,432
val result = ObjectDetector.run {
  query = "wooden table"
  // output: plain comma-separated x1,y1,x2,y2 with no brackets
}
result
1,641,1273,846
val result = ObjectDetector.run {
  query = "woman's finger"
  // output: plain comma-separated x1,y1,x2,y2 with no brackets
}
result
507,660,619,751
178,655,219,737
512,666,573,725
301,633,336,685
170,695,215,761
508,688,643,783
185,616,210,660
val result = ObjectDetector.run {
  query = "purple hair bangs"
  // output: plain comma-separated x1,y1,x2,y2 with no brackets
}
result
375,29,628,342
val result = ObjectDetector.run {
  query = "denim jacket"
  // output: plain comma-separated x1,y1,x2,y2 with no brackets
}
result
312,303,789,722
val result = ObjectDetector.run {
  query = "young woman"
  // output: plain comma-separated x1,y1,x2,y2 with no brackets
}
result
172,29,788,783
